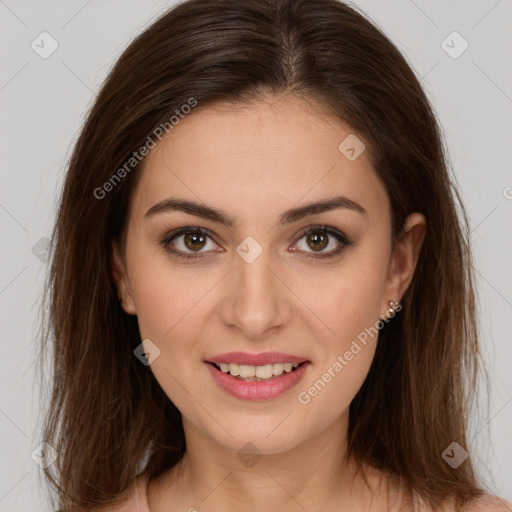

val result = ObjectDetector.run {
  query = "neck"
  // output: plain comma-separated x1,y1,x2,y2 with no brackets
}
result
147,412,390,512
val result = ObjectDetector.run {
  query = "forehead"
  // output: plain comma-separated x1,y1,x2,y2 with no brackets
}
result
130,95,389,222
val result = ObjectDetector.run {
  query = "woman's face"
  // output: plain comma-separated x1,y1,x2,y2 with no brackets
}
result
113,94,424,455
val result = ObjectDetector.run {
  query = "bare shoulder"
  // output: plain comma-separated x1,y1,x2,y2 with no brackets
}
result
457,494,512,512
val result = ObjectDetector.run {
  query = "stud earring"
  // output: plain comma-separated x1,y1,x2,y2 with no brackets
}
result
380,300,400,320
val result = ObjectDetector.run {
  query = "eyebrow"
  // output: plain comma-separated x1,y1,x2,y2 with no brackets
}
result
144,195,367,227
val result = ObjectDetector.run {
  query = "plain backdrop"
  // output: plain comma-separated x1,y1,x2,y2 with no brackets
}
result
0,1,511,510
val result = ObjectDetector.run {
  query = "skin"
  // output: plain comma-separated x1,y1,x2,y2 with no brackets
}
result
112,94,427,512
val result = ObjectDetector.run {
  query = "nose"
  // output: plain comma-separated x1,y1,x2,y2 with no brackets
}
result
218,245,291,340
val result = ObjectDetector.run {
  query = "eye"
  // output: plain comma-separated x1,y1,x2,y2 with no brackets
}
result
292,225,351,259
160,225,352,261
160,226,220,260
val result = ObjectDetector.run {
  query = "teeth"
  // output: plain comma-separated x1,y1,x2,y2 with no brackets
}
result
215,362,301,379
272,363,284,375
256,364,273,379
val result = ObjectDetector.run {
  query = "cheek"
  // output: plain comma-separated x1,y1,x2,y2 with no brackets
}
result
295,288,382,427
126,236,211,342
127,257,214,420
296,255,388,348
132,273,211,356
293,250,389,409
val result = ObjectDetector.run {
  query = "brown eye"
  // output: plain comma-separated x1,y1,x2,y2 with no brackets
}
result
183,232,207,251
161,227,219,260
306,231,328,252
294,225,351,259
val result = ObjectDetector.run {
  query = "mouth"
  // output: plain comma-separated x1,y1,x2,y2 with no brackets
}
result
205,357,311,401
206,360,308,381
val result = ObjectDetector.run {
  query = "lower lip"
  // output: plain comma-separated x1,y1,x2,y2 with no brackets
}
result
205,361,310,401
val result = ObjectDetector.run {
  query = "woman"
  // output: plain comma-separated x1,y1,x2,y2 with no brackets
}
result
38,0,511,510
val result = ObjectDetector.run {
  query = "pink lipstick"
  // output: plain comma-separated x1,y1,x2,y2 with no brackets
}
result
205,351,310,401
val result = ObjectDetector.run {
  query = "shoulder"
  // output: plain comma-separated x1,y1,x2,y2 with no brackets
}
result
457,494,512,512
413,491,512,512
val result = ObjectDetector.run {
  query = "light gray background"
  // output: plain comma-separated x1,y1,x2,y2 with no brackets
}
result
0,1,511,510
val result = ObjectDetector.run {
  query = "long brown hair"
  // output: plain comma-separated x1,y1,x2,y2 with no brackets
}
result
37,0,489,510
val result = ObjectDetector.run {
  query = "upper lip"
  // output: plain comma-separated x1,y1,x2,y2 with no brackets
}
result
206,351,309,366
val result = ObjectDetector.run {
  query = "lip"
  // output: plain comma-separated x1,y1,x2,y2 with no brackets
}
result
205,360,311,401
205,351,308,366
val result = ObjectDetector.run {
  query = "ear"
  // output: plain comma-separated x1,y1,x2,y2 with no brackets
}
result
111,240,137,315
382,212,426,313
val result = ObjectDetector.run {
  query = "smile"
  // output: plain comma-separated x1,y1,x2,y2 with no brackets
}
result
212,361,302,380
205,358,311,401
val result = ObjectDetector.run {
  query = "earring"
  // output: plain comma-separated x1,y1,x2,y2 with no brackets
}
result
380,300,400,320
118,296,123,305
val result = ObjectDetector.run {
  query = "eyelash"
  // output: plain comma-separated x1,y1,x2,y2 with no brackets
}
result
160,225,352,261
